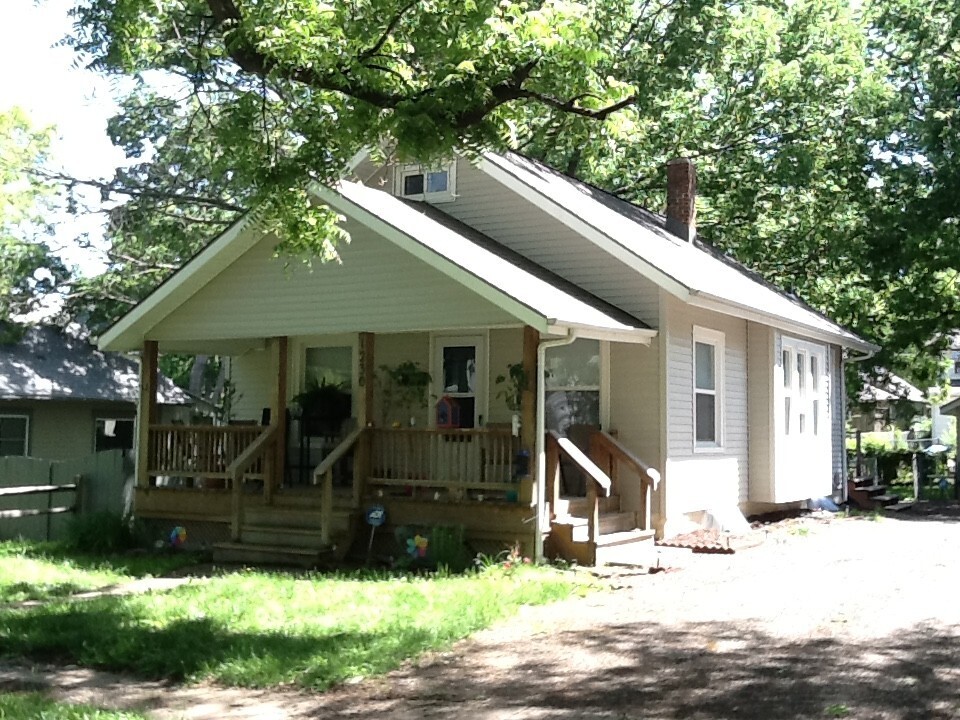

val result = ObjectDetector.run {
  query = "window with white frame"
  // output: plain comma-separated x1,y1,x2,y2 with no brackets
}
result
95,418,135,452
394,161,457,203
544,339,601,437
693,327,724,449
0,414,29,456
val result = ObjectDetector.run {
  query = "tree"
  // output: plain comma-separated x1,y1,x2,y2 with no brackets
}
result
62,0,960,387
0,107,68,327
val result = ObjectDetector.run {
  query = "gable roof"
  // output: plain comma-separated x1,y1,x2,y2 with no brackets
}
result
318,181,652,338
479,152,878,353
2,326,190,404
100,177,654,352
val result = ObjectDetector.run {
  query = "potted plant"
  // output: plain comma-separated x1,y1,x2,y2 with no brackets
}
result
495,362,528,435
379,361,432,426
293,379,352,436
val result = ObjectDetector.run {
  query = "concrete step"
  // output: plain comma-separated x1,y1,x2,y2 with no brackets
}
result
240,524,328,549
212,541,332,567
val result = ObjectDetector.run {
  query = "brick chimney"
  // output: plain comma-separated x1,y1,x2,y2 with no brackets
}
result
666,158,696,242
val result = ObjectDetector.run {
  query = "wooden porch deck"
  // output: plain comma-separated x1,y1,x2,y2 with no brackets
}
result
135,422,659,566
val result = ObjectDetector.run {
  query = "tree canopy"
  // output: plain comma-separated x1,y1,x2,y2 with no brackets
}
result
0,107,68,327
57,0,960,388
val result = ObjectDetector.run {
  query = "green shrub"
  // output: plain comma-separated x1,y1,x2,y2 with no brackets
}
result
65,512,147,554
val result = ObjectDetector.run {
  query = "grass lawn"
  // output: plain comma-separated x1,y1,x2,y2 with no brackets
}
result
0,692,147,719
0,555,590,691
0,541,203,604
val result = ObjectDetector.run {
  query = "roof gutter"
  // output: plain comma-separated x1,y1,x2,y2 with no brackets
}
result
534,328,578,561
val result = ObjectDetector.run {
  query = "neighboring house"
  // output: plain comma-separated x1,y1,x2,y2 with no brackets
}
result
946,334,960,398
852,372,927,432
98,152,877,565
0,325,191,461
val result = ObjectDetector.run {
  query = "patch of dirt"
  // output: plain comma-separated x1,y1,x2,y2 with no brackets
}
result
4,510,960,719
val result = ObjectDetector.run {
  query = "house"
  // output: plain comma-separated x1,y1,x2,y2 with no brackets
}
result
0,325,191,461
98,152,877,565
852,372,927,432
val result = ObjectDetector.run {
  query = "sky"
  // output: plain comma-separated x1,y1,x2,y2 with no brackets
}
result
0,0,125,276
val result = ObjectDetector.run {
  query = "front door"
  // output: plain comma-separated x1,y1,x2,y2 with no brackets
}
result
434,335,485,428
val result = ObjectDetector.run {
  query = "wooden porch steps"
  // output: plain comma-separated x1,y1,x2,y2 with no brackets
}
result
213,541,332,568
549,495,656,567
847,477,901,511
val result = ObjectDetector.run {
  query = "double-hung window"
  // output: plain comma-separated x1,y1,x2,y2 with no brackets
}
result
0,414,29,456
693,327,724,450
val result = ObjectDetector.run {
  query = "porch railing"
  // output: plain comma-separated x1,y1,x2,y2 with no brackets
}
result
589,430,660,531
146,424,265,487
229,425,281,540
368,427,521,497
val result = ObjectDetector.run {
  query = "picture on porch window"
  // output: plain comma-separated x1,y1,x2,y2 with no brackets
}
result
442,346,476,394
545,339,601,436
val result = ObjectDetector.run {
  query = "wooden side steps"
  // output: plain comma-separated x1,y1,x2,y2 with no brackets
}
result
213,490,358,567
548,494,656,567
847,477,906,511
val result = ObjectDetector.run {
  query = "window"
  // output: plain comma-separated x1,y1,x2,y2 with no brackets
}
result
545,339,601,436
0,414,29,456
693,327,724,449
304,346,353,390
394,161,457,203
95,418,135,452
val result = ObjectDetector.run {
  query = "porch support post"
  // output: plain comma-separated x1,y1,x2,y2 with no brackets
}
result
359,332,376,427
269,336,288,501
135,340,158,490
355,332,375,504
520,327,538,504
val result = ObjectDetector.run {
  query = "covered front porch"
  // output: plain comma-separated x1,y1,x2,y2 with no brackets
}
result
132,325,660,565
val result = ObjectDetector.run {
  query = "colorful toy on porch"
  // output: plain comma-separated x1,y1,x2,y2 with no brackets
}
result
169,526,187,547
406,533,429,558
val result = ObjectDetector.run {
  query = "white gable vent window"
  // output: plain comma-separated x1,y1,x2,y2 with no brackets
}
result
394,161,457,203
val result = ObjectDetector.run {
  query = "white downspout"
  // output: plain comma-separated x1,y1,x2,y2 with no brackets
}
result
534,328,578,561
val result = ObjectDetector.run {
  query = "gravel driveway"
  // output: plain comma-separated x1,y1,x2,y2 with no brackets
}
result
4,510,960,719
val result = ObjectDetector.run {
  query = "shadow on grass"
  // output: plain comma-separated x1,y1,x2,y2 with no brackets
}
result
0,541,205,577
0,596,439,690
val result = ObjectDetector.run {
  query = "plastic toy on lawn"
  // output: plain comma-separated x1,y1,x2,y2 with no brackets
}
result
169,526,187,548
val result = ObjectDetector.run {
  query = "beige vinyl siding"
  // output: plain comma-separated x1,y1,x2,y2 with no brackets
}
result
662,295,749,520
374,333,431,427
439,158,661,327
746,322,775,504
228,350,273,423
147,220,515,343
609,340,662,516
830,345,845,489
487,327,523,426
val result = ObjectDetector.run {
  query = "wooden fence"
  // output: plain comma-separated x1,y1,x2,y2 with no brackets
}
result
0,450,129,542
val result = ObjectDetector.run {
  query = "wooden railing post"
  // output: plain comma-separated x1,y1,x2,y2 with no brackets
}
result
587,473,599,550
546,432,560,519
321,469,333,546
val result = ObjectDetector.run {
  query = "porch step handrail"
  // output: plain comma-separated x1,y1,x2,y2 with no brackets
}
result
589,430,660,532
228,424,280,540
313,426,365,545
546,430,612,549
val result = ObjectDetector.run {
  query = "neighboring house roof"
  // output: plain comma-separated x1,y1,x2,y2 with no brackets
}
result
942,396,960,416
479,152,878,353
0,325,191,404
858,373,926,404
